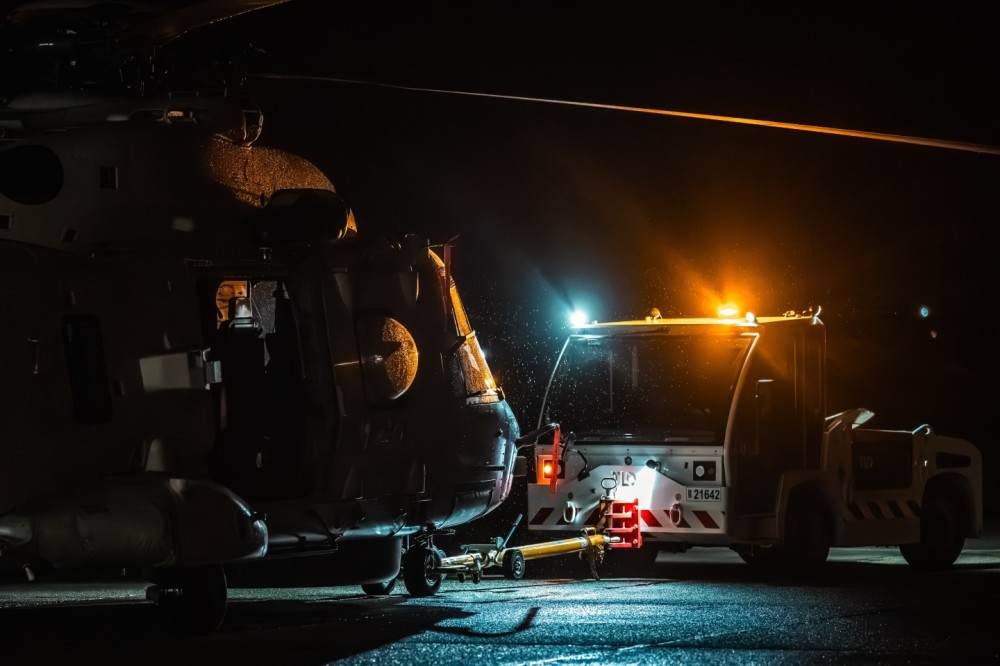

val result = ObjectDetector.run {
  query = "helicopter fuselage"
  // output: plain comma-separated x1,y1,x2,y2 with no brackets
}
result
0,93,521,583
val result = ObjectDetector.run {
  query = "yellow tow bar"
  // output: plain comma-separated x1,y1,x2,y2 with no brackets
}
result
500,532,611,561
435,518,617,583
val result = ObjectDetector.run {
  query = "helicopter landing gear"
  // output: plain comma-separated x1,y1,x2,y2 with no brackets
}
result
402,540,445,597
146,564,228,635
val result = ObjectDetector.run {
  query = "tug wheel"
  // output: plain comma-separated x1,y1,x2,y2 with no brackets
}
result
501,548,526,580
402,544,444,596
900,496,965,571
781,495,831,579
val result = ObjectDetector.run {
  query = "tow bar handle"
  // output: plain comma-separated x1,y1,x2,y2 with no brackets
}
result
500,513,523,550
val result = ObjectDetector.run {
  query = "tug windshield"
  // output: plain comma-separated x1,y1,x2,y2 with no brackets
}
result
541,333,751,442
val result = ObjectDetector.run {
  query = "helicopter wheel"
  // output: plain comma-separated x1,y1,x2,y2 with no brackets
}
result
147,564,228,635
402,544,444,597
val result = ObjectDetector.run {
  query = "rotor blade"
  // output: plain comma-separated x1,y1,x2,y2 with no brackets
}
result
119,0,294,47
259,74,1000,156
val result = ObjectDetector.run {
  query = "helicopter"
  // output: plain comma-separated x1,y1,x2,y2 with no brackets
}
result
2,0,997,635
0,0,560,634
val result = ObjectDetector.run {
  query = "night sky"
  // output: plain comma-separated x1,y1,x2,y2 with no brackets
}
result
221,2,1000,507
7,1,1000,507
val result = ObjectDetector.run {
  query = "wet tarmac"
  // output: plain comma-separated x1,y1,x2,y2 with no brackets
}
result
2,522,1000,665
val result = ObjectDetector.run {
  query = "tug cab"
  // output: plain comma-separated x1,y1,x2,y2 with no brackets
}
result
527,306,982,576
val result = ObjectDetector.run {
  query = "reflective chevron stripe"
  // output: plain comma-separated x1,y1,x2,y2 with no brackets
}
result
640,509,661,527
639,507,724,531
844,499,920,522
528,507,553,525
693,510,719,529
530,505,726,531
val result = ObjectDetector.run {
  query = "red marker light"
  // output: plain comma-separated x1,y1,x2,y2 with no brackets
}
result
549,427,561,494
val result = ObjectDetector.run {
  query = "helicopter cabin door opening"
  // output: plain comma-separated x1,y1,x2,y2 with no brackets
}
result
199,276,312,503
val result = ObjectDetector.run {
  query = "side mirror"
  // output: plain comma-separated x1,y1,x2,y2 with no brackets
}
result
755,378,776,447
756,379,774,419
515,422,560,450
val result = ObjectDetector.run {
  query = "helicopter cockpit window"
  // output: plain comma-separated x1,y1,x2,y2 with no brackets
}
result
250,281,277,335
429,250,501,404
212,279,283,340
215,280,249,329
204,278,302,399
213,280,275,334
448,284,499,403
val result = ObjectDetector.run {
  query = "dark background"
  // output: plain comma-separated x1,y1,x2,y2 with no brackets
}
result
229,2,1000,513
5,1,998,515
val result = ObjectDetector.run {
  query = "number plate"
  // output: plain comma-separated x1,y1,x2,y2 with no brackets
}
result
686,487,722,502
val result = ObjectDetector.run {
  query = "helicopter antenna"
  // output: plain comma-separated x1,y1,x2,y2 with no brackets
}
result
257,74,1000,157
